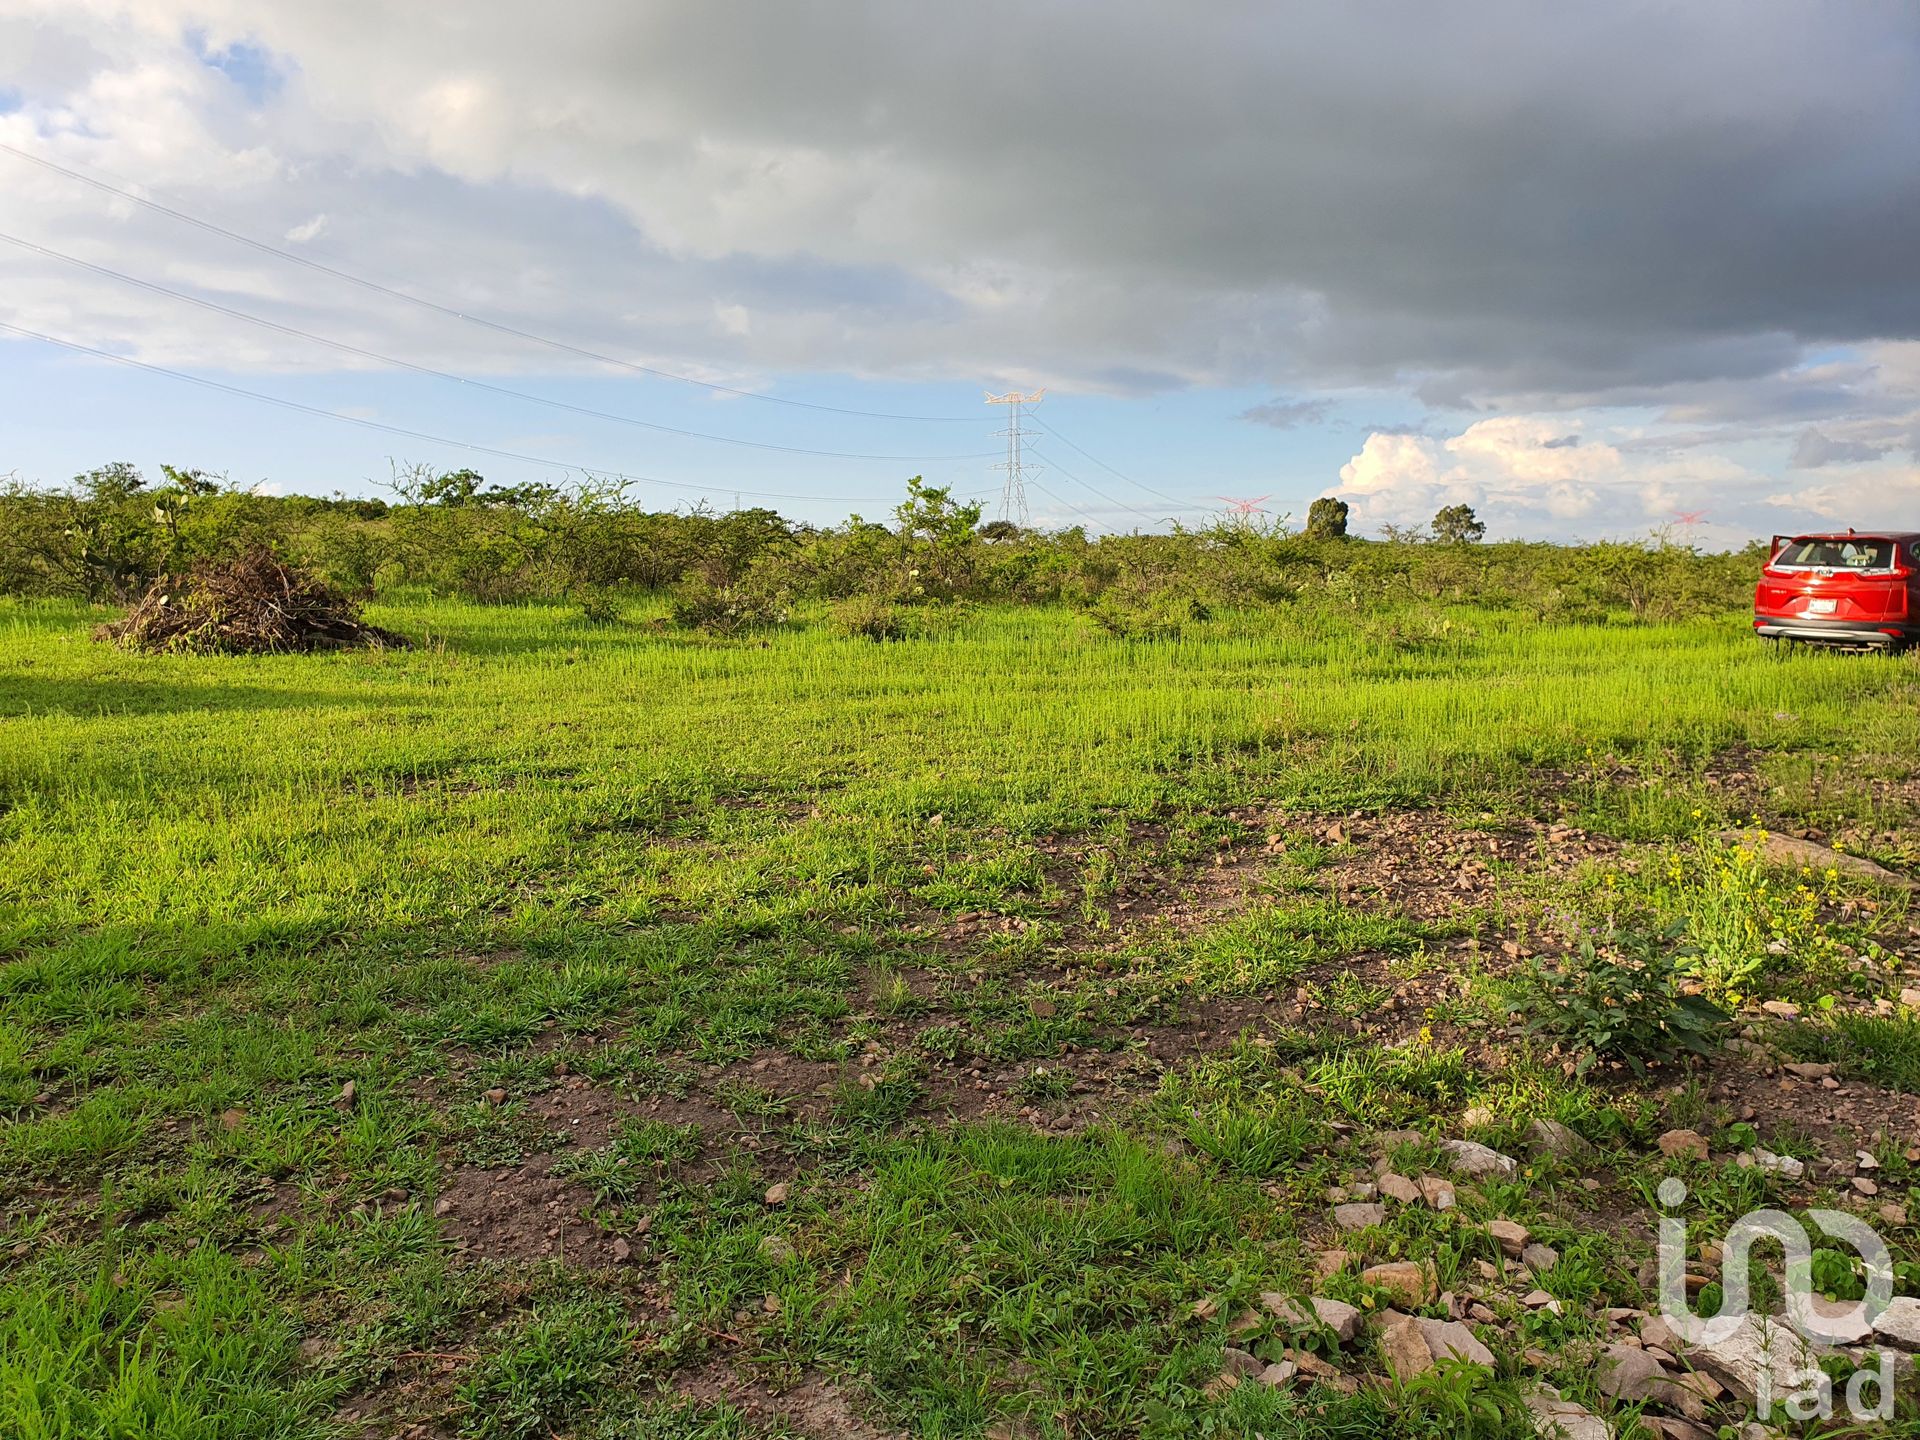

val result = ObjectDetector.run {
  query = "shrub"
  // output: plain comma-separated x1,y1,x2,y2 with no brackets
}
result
1084,584,1209,640
1516,933,1728,1079
668,576,788,635
831,593,913,641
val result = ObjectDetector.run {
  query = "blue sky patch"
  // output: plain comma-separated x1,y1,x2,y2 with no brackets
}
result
188,30,284,104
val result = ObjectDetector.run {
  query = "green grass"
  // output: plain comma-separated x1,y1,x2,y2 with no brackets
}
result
3,596,1918,1436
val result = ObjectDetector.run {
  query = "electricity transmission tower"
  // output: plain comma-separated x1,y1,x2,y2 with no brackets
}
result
1216,495,1272,524
985,389,1045,525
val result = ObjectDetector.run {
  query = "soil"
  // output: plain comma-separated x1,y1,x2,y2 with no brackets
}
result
677,1361,906,1439
434,1159,626,1267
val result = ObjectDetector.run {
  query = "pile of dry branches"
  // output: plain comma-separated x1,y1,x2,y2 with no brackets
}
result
95,547,408,655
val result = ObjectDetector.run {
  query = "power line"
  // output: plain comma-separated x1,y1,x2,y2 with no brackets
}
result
1031,447,1178,529
0,230,995,464
0,320,915,505
1026,414,1196,510
0,141,979,424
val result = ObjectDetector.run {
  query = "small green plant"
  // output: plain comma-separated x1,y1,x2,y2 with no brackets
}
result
551,1119,702,1201
458,1296,631,1439
1517,934,1728,1079
1011,1066,1071,1103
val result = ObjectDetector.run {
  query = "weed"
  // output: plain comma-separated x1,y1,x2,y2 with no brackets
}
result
1515,933,1729,1079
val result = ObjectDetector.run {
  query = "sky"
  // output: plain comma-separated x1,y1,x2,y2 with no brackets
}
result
1,2,1917,544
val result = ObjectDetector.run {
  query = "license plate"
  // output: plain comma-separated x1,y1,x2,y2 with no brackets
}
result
1810,598,1837,615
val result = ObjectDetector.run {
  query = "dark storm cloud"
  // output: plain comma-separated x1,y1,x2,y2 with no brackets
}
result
3,0,1917,406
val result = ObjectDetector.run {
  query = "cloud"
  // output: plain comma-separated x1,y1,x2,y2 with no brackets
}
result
1790,428,1890,468
0,0,1914,410
1240,397,1333,429
1326,413,1920,543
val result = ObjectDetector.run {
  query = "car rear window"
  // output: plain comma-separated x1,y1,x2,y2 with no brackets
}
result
1773,538,1899,570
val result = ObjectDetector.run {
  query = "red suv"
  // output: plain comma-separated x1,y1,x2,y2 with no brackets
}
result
1754,531,1920,650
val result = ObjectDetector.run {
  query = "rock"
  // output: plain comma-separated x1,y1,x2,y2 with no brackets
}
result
433,1196,454,1217
1488,1219,1531,1258
1314,1248,1354,1280
1790,1295,1873,1345
1221,1346,1265,1379
1334,1202,1386,1231
1202,1372,1239,1399
219,1108,248,1130
1400,1315,1495,1368
1522,1242,1559,1272
1524,1386,1611,1440
1645,1419,1714,1440
1663,1370,1718,1422
1378,1314,1437,1379
1721,829,1918,893
1597,1344,1669,1401
1782,1062,1832,1080
1310,1295,1362,1343
1442,1138,1517,1178
1417,1175,1457,1210
611,1236,632,1262
764,1181,790,1206
1362,1260,1436,1308
334,1080,356,1109
1379,1171,1421,1204
1191,1296,1220,1321
1657,1129,1709,1162
1524,1119,1590,1159
1260,1292,1309,1325
1744,1148,1805,1180
1257,1360,1298,1387
1880,1202,1909,1227
1853,1175,1880,1196
1463,1104,1496,1130
1640,1314,1679,1352
1685,1313,1816,1406
1228,1307,1264,1336
483,1087,508,1106
1760,999,1800,1018
1871,1295,1920,1349
757,1233,796,1264
1522,1289,1556,1309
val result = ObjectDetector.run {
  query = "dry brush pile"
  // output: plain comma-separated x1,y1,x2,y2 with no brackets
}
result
94,547,408,656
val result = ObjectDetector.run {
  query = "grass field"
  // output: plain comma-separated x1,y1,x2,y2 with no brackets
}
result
5,595,1920,1438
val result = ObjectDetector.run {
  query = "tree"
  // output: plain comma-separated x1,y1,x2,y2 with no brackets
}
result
1305,496,1350,539
1432,503,1486,544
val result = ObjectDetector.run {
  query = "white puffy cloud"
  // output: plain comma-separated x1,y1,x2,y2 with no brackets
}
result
1326,414,1910,543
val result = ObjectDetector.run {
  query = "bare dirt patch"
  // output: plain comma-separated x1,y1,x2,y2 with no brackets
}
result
1294,809,1620,922
677,1361,906,1440
435,1159,628,1267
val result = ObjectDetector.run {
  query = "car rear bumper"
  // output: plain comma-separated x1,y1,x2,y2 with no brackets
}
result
1753,615,1916,646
